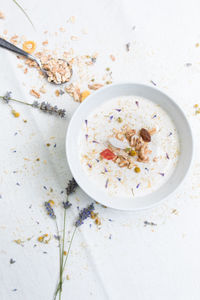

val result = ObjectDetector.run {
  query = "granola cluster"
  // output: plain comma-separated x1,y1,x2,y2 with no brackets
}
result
108,126,156,169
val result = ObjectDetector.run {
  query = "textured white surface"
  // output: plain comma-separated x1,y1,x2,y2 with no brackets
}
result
0,0,200,299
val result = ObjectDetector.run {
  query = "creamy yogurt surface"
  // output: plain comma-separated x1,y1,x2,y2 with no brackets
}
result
79,96,180,198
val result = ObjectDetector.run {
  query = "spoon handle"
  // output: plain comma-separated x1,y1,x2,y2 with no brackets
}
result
0,37,32,59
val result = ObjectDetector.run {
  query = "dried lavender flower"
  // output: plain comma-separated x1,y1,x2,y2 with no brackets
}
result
66,178,78,195
33,101,66,118
0,94,66,118
3,91,12,103
63,200,72,209
75,203,95,227
44,201,56,219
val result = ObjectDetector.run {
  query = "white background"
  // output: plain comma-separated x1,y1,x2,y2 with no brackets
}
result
0,0,200,299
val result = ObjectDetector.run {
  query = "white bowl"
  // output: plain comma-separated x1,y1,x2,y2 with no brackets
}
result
66,83,193,211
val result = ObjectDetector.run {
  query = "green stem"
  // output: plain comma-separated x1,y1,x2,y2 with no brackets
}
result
0,96,33,107
12,0,35,29
54,220,62,300
58,208,67,300
54,227,77,299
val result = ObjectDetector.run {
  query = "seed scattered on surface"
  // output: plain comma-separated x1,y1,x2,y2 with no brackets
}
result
106,67,110,71
46,143,50,147
134,167,141,173
117,117,123,123
12,110,20,118
130,150,136,156
36,158,40,161
48,200,55,206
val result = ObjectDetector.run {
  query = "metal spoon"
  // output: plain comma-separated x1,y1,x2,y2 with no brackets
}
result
0,37,73,85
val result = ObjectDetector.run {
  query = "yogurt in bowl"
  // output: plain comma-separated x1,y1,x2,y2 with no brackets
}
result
79,96,180,198
66,83,193,211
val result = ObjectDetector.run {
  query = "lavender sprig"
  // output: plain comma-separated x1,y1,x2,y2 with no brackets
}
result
32,101,66,117
75,203,94,227
0,92,66,118
66,178,78,195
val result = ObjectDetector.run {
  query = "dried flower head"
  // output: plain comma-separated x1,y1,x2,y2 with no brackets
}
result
75,203,94,227
32,101,66,118
3,91,12,103
44,201,56,219
66,178,78,195
63,200,72,209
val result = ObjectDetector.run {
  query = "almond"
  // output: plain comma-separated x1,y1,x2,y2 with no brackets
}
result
140,128,151,142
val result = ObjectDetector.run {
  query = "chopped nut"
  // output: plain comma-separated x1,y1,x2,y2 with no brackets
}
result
30,89,40,98
140,128,151,142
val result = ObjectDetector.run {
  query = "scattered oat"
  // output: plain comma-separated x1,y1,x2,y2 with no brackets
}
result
10,35,18,45
30,89,40,98
42,57,72,84
3,29,7,35
42,40,48,46
110,54,116,61
0,11,5,19
55,90,60,97
24,68,28,74
68,16,76,23
59,27,66,32
195,43,199,47
70,35,78,41
88,83,103,90
65,83,81,102
39,86,46,94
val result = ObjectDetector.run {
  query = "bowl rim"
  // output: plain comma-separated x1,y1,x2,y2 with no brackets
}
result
66,82,194,211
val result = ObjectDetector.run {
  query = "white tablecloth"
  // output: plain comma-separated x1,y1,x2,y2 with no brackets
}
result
0,0,200,299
